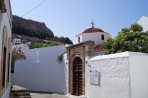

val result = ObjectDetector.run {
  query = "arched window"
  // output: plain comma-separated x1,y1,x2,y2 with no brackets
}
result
101,34,104,40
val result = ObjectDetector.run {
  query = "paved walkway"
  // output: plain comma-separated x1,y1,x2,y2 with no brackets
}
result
30,93,71,98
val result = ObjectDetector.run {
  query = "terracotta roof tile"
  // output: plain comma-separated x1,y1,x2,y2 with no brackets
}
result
82,27,104,33
95,45,104,52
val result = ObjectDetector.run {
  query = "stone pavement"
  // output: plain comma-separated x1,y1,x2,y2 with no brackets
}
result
30,93,71,98
11,85,85,98
30,93,87,98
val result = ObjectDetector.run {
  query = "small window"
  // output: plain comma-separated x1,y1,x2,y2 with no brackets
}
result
78,37,80,43
7,54,10,83
101,34,104,40
2,47,6,88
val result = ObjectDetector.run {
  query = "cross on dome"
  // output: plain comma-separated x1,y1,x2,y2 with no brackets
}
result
91,21,95,28
82,21,105,33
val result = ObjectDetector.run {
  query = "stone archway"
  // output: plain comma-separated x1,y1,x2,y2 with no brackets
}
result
72,57,83,96
67,41,95,96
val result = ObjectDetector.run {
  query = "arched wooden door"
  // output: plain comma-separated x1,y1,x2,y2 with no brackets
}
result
72,57,83,96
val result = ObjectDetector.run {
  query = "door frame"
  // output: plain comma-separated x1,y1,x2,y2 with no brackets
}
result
69,55,85,96
72,57,82,96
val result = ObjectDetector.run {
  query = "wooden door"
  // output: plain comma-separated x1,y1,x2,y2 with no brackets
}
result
73,57,83,96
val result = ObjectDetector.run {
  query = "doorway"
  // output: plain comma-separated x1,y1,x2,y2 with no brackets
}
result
72,57,84,96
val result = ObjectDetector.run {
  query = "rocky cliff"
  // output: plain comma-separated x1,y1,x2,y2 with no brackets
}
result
12,15,54,39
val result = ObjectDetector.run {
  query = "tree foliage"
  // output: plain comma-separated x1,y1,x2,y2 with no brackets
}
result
51,36,73,44
104,23,148,54
130,23,143,32
57,53,65,63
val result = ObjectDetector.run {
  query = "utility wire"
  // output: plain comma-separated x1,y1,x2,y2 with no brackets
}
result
22,0,47,17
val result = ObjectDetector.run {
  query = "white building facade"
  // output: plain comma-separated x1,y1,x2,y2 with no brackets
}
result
12,38,22,45
138,16,148,32
76,23,111,46
0,0,12,98
87,52,148,98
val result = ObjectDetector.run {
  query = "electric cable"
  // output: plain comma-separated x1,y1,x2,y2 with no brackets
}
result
22,0,47,17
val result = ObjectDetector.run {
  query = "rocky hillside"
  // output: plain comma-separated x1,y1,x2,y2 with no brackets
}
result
12,15,54,39
12,15,73,44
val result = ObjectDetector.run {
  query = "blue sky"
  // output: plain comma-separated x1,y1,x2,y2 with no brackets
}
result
11,0,148,43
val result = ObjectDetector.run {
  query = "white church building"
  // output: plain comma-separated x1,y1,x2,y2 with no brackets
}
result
0,0,12,98
76,22,111,46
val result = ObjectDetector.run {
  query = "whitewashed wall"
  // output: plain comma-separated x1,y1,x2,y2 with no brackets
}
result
138,16,148,32
87,52,130,98
76,32,110,46
129,52,148,98
87,52,148,98
1,86,11,98
11,45,68,94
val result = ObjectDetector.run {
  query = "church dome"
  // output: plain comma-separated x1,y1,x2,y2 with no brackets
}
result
82,27,104,33
82,21,104,33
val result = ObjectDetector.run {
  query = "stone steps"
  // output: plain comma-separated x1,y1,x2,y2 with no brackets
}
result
10,85,31,98
67,94,87,98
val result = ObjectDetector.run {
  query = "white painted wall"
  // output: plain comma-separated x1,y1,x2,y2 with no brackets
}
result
87,52,148,98
87,52,130,98
129,52,148,98
11,45,68,94
138,16,148,32
12,44,29,52
1,85,11,98
76,32,110,46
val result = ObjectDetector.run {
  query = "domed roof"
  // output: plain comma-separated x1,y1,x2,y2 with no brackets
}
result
82,21,104,33
82,27,104,33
